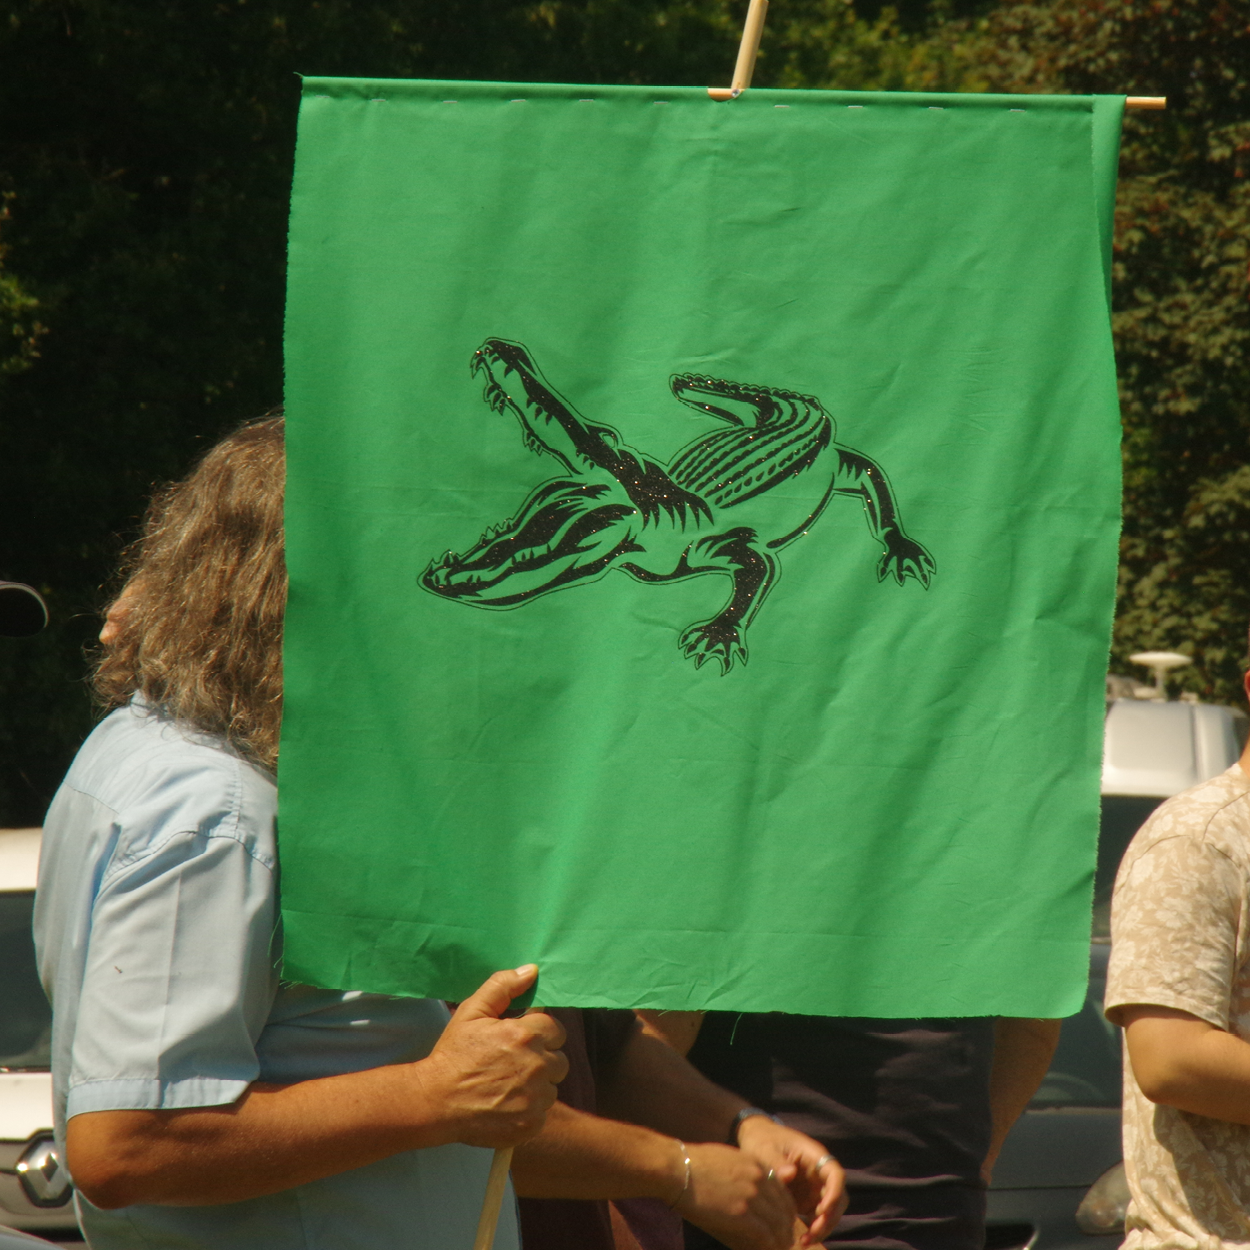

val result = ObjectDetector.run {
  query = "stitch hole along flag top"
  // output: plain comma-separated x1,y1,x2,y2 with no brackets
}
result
279,79,1125,1018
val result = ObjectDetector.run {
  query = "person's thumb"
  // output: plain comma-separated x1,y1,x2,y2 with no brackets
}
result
452,964,539,1023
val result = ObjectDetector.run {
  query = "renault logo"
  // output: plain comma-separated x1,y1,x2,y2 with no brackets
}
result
15,1133,72,1208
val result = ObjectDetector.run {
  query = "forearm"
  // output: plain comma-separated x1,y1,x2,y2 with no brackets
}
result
1123,1009,1250,1123
512,1101,683,1201
637,1010,705,1058
71,1059,464,1207
608,1016,846,1242
984,1018,1061,1176
517,1104,812,1250
66,966,565,1210
598,1027,742,1142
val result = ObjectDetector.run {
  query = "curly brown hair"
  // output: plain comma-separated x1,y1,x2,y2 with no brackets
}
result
92,415,287,771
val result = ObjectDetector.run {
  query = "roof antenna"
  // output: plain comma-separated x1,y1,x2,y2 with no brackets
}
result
1129,651,1191,701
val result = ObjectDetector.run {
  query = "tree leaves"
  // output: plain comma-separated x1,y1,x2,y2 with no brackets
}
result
983,1,1250,702
0,193,46,376
1,0,1247,820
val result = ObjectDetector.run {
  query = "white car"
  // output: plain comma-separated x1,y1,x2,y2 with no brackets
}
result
0,828,73,1236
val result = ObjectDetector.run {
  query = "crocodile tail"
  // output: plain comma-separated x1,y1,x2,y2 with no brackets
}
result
670,375,824,430
669,387,833,509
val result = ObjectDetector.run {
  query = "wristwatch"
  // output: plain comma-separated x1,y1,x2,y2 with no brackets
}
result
728,1106,782,1144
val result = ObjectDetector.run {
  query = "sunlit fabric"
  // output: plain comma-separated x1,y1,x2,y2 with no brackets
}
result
280,78,1125,1018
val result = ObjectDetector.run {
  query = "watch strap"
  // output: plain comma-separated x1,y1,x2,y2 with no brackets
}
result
729,1106,781,1144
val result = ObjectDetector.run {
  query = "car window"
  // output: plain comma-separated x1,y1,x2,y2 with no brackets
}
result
1092,795,1163,939
1030,947,1119,1108
0,891,52,1070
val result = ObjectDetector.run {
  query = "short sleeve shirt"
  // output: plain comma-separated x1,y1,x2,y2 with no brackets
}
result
1105,764,1250,1250
33,701,519,1250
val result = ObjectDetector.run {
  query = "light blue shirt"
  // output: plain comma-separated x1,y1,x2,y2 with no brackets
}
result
34,701,519,1250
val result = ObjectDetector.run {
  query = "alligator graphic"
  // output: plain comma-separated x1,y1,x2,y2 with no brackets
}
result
421,339,935,673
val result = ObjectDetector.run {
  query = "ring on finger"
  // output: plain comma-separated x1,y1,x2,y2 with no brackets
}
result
815,1154,835,1169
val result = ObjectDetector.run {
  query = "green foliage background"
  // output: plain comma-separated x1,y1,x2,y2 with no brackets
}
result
1,0,1247,823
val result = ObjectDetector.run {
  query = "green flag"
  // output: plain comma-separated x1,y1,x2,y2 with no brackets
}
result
280,78,1124,1018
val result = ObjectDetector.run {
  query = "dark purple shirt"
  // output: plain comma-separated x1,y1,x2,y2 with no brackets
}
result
685,1013,995,1250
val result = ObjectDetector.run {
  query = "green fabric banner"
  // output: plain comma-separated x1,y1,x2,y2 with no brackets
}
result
281,78,1124,1018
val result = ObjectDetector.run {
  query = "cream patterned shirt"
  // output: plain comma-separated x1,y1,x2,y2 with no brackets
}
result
1106,764,1250,1250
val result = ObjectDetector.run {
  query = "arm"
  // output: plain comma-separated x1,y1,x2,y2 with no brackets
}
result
637,1009,705,1057
1119,1004,1250,1122
515,1009,802,1250
512,1100,688,1201
598,1018,751,1140
982,1017,1062,1182
1105,827,1248,1123
67,967,567,1209
513,1102,800,1250
605,1017,846,1246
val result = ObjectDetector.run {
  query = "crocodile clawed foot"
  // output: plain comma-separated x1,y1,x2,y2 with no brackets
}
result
877,531,936,589
480,380,509,415
678,620,748,675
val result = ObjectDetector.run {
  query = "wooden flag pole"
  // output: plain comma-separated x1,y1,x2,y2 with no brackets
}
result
708,0,769,100
705,3,1167,112
472,1144,515,1250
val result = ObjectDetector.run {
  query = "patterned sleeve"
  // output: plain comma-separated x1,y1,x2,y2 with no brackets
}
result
1105,832,1242,1030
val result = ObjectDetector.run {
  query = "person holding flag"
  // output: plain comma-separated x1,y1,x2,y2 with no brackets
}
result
34,415,568,1249
33,413,844,1250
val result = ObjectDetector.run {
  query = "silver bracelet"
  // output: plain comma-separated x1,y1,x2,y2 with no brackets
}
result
668,1141,693,1210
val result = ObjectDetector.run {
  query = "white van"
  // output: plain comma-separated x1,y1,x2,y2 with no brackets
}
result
1094,692,1248,936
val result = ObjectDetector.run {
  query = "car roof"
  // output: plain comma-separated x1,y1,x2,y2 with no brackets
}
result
0,828,40,891
1103,699,1246,798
